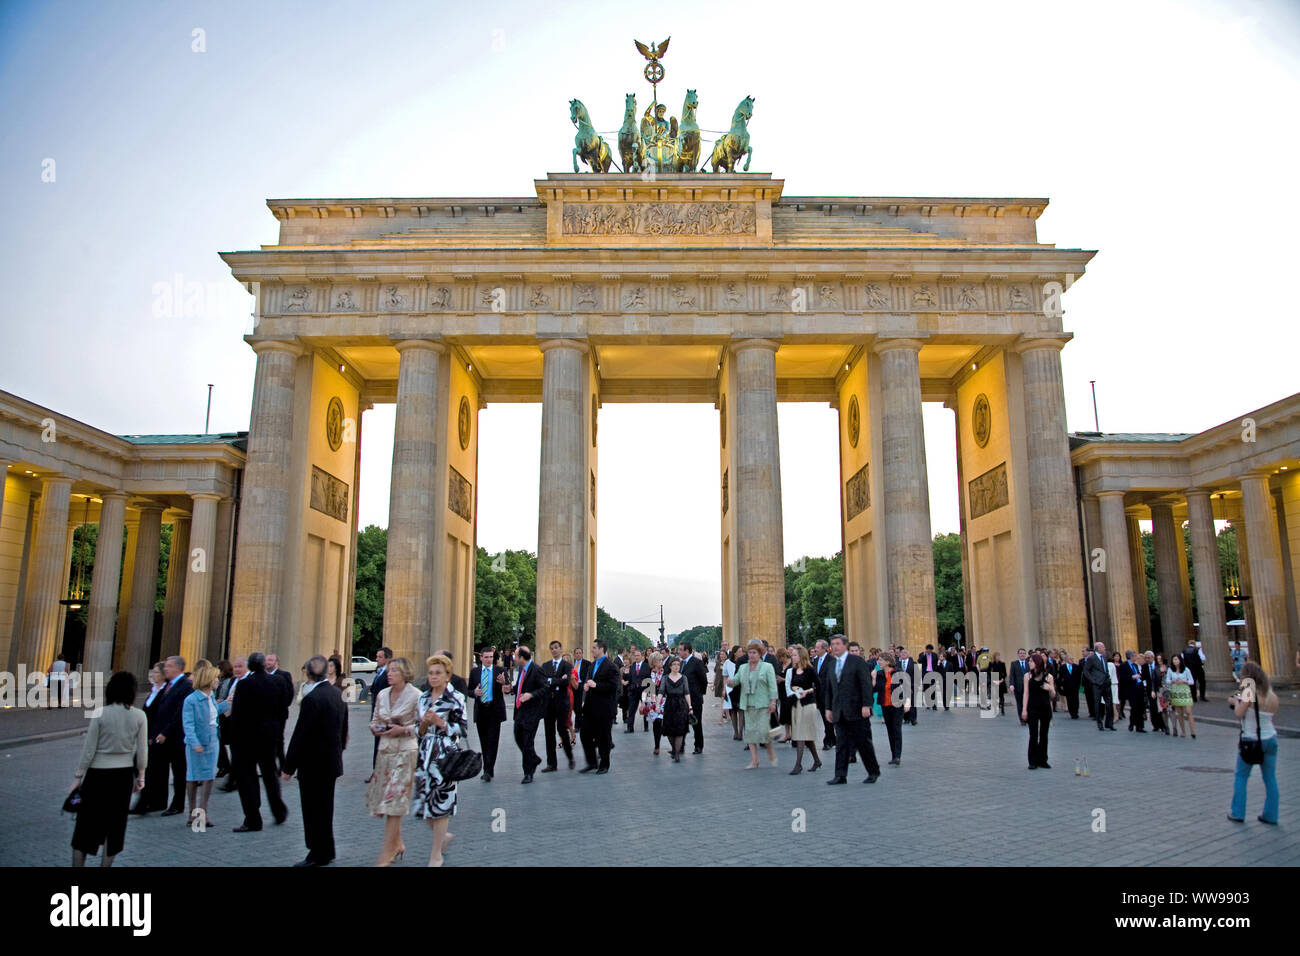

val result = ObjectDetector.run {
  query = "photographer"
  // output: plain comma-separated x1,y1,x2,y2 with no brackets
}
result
1226,663,1279,825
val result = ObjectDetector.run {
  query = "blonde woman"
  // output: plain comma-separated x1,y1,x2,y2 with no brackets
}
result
1228,662,1279,824
182,660,221,828
787,644,823,773
414,655,469,867
366,657,420,865
726,639,779,769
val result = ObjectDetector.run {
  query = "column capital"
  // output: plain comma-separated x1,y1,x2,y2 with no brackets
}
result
1240,469,1275,484
537,338,590,355
1012,333,1073,354
190,492,222,503
391,336,447,354
38,474,74,488
728,337,779,355
246,337,305,358
1095,490,1127,500
131,499,167,514
98,490,130,503
1182,487,1215,501
872,336,927,356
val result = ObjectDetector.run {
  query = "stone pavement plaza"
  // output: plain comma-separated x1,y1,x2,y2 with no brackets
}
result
2,693,1296,868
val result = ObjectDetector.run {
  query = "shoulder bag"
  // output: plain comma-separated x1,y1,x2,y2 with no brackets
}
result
1238,698,1264,766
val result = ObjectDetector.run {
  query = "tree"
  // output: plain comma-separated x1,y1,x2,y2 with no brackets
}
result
783,553,844,643
351,525,387,657
474,548,536,652
597,607,653,654
932,532,965,645
673,624,722,655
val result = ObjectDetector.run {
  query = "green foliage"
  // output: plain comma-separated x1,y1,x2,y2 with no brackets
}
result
352,525,387,656
932,532,965,645
474,548,537,652
1141,530,1157,611
783,553,844,643
673,624,721,655
155,523,172,614
597,606,653,654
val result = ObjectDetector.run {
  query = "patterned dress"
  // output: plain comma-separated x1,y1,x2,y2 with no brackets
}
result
413,686,468,820
365,684,420,817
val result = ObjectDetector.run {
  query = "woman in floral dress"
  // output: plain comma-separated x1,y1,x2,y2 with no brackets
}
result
365,657,420,865
414,654,468,868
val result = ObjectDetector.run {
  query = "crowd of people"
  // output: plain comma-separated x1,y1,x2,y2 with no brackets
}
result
66,633,1283,867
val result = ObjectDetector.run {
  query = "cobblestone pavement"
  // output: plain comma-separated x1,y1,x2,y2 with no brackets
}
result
2,693,1295,867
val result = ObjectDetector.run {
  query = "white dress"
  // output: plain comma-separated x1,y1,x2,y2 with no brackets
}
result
1107,662,1119,702
721,660,736,711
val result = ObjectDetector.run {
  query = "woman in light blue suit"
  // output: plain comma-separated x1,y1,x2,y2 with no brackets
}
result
182,661,221,828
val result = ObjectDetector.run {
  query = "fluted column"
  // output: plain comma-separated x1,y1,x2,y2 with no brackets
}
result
112,512,140,671
1127,511,1153,651
730,339,786,646
205,496,235,663
382,339,445,663
229,340,302,657
1240,474,1294,681
536,339,591,652
1150,502,1188,653
122,504,164,679
1015,337,1087,644
179,494,220,666
1081,495,1111,647
874,338,937,648
83,492,128,675
18,476,73,669
159,516,190,660
1186,490,1230,680
1097,492,1138,653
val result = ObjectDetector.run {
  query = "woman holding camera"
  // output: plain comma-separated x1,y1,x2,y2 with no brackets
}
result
366,657,420,865
1228,662,1279,824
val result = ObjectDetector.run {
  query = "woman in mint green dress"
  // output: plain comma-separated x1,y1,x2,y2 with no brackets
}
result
726,639,779,768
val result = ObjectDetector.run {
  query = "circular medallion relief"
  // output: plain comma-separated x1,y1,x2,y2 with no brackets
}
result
972,393,992,449
720,394,727,448
458,396,471,450
847,395,861,448
325,396,344,452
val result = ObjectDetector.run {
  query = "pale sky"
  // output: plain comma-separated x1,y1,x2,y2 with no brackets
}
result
3,0,1298,636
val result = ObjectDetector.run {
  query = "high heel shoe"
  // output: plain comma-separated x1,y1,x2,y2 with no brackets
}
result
789,765,803,775
810,761,822,772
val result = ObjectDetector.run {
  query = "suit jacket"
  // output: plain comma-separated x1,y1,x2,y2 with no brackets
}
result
510,661,548,725
229,670,280,745
1009,660,1030,699
570,659,589,712
283,682,348,778
581,657,619,714
181,690,218,750
623,662,650,701
679,655,708,701
1141,663,1161,699
917,652,942,677
896,658,918,698
1059,662,1082,693
467,665,507,723
1082,652,1109,690
825,653,873,722
155,675,193,743
814,654,834,709
267,669,294,722
369,666,390,714
541,658,572,713
1118,660,1138,699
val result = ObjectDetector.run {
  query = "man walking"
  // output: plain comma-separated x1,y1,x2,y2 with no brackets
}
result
1009,648,1031,725
1058,654,1081,719
231,652,289,831
579,639,619,774
368,647,391,777
540,641,574,771
813,639,836,747
1124,650,1147,732
1082,642,1115,731
469,647,507,782
152,655,192,816
281,655,347,866
510,646,547,783
896,647,919,726
265,653,295,773
917,645,942,711
824,635,881,785
677,642,708,754
623,648,649,733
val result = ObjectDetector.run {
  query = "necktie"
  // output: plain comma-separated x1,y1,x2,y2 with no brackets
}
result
481,668,492,702
517,664,527,701
836,656,844,679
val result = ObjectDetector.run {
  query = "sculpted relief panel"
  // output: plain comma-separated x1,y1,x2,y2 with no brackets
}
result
562,201,756,237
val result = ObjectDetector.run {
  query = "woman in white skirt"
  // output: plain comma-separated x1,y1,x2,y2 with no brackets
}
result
786,644,823,773
720,650,736,724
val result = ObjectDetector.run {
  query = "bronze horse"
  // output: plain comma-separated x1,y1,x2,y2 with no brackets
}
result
618,93,645,173
707,95,754,173
571,98,613,173
675,89,700,172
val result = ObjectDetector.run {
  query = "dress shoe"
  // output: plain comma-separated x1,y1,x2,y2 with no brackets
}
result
595,766,610,774
541,766,557,773
293,856,326,867
863,774,879,784
1040,763,1052,769
522,774,533,784
162,807,184,817
1226,813,1244,822
1258,816,1277,825
273,811,288,825
826,777,847,785
568,758,575,770
692,748,703,755
481,773,493,782
219,783,237,793
888,758,900,766
128,807,151,816
579,765,597,773
624,728,634,733
232,824,262,832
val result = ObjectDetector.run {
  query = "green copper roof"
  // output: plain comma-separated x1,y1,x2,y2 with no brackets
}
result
117,433,247,449
1069,432,1194,449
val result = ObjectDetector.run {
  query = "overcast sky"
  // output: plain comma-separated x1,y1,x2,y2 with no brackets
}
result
3,0,1297,637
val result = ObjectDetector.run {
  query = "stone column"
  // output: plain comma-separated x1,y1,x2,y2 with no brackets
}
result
382,339,445,663
112,511,140,671
205,496,235,662
17,475,73,669
1081,495,1112,647
874,338,937,648
1015,337,1088,644
229,340,302,657
1186,489,1230,680
179,493,220,666
1150,502,1188,653
536,339,592,652
1097,492,1138,653
730,339,786,646
1232,517,1257,651
1127,511,1153,651
83,491,128,675
122,504,164,679
1240,473,1294,680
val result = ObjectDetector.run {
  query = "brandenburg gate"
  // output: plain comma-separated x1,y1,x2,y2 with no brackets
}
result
220,168,1095,671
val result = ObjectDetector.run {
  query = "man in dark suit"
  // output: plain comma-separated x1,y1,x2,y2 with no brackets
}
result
1080,646,1097,719
281,655,347,866
1123,650,1147,732
1141,651,1166,734
265,652,295,772
540,640,574,771
895,648,919,726
368,647,391,774
579,639,619,773
1009,648,1031,725
1058,655,1082,719
622,648,650,733
677,642,708,754
917,645,942,711
824,635,881,784
231,652,289,831
152,655,193,816
468,646,507,782
508,646,548,783
570,647,588,735
1082,642,1115,731
1182,640,1207,702
813,640,836,747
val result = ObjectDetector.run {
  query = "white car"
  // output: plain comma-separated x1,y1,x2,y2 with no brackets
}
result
351,655,378,675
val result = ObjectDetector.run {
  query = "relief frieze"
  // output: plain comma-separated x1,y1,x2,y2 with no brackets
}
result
561,201,756,237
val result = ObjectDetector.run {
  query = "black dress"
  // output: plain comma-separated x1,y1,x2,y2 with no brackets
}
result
777,666,792,726
1026,671,1052,768
661,675,690,737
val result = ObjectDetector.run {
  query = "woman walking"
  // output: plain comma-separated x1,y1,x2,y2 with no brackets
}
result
713,651,729,724
70,672,147,867
726,645,745,739
1023,651,1055,769
1108,652,1122,727
1228,662,1279,824
776,647,793,741
726,639,779,769
366,657,420,865
132,663,168,815
787,645,823,773
989,651,1008,715
660,656,693,761
1164,655,1197,738
182,661,221,828
414,654,469,867
646,653,666,754
874,652,907,766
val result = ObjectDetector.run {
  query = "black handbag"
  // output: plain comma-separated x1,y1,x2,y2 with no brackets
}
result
437,748,483,782
1238,698,1264,766
62,787,82,814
